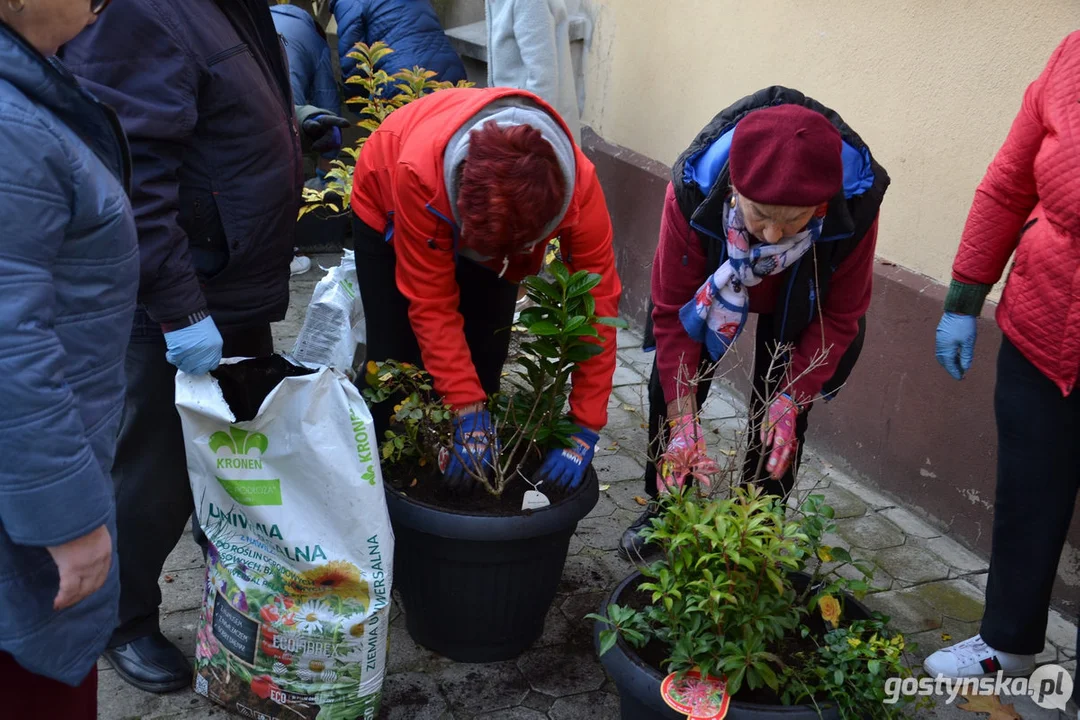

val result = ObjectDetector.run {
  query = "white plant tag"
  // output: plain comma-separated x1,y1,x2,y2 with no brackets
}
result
522,490,551,511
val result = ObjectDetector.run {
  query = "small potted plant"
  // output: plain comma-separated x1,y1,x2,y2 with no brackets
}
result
590,479,922,719
362,261,626,662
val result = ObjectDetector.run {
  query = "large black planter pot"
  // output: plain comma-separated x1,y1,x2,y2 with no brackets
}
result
596,572,873,720
386,466,599,662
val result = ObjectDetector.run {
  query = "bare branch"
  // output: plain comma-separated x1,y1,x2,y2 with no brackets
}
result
643,328,840,506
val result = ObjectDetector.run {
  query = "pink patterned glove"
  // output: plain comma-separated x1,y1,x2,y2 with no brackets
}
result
659,413,719,493
760,394,800,480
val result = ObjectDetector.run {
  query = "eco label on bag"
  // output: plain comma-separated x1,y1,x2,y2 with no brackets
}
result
660,670,731,720
178,365,393,720
215,477,283,506
211,590,259,663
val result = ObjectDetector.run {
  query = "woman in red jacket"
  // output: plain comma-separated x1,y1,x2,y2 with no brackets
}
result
620,89,889,559
927,33,1080,684
351,87,621,493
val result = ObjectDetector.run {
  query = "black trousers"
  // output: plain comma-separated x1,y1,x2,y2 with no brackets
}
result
351,214,519,440
644,314,813,499
110,313,273,647
980,337,1080,655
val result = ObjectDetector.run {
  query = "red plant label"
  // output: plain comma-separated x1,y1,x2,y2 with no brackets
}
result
660,670,731,720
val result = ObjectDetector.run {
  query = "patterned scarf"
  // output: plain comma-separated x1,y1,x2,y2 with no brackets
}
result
679,198,822,361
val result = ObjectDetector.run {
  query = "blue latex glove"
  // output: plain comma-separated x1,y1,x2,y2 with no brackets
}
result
440,410,497,491
164,316,223,375
935,312,977,380
301,113,349,155
534,428,600,491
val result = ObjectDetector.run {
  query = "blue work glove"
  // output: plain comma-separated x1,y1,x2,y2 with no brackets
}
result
301,112,349,155
935,312,977,380
534,428,600,491
440,410,497,492
164,316,223,375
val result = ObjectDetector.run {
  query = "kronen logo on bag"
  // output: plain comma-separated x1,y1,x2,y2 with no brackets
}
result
210,426,282,506
349,408,378,486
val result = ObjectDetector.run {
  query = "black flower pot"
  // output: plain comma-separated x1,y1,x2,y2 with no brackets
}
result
595,572,873,719
387,466,599,662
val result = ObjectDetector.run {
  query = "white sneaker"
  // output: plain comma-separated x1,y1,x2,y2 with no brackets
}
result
923,634,1035,678
290,255,312,276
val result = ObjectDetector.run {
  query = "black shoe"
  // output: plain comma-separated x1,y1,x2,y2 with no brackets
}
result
618,503,662,562
104,632,192,693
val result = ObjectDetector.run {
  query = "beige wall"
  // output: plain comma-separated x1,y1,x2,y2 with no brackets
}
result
580,0,1075,285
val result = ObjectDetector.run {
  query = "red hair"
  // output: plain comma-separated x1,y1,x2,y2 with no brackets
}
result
457,121,566,259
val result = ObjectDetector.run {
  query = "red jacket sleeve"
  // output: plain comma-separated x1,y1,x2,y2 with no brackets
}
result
952,38,1060,286
787,216,879,404
651,182,709,403
564,163,621,432
392,163,486,410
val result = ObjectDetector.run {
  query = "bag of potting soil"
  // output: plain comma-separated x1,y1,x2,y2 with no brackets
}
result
178,355,393,720
291,250,366,374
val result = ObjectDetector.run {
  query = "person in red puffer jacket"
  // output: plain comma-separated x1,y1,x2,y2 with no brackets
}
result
351,87,621,495
619,88,890,560
927,32,1080,684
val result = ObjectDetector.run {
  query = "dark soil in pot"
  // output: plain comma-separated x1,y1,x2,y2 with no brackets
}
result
386,465,599,663
383,455,573,515
596,572,873,720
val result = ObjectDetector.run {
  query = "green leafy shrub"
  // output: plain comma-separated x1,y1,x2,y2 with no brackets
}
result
363,259,627,497
360,360,452,470
590,486,921,718
495,261,624,455
780,620,913,717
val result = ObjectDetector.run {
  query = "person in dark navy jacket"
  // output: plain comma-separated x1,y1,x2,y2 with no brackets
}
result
270,2,343,273
60,0,346,693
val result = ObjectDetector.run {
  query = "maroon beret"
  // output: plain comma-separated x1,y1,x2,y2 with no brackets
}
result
729,104,843,207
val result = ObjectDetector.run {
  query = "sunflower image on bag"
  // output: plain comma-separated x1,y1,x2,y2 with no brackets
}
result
179,357,393,720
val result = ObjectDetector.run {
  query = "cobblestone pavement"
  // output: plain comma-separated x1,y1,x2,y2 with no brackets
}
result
98,255,1078,719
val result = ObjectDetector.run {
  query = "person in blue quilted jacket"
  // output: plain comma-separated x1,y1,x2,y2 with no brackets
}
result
0,0,138,716
270,2,343,275
270,3,341,116
330,0,466,96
